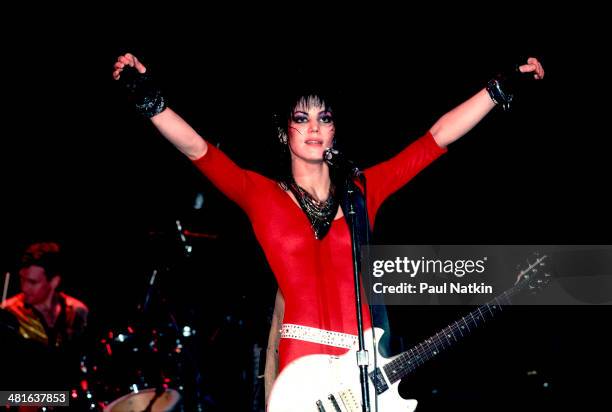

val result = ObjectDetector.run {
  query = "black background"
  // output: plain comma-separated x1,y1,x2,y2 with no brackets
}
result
1,8,610,411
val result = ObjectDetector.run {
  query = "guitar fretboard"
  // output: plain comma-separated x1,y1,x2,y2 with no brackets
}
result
382,259,545,384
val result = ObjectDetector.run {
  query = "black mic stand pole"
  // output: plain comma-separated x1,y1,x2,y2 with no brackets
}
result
344,172,371,412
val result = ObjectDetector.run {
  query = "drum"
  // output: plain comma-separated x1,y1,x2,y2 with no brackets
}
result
103,388,181,412
80,322,195,410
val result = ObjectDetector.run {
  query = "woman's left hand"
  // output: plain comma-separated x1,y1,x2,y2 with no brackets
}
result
518,57,545,80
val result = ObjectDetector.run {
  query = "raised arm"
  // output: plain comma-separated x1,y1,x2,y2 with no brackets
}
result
112,53,272,213
113,53,208,160
429,57,545,148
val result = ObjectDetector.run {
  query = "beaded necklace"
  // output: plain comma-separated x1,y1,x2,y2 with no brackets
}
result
282,179,339,240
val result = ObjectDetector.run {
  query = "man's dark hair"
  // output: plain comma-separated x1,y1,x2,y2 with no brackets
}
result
20,242,63,280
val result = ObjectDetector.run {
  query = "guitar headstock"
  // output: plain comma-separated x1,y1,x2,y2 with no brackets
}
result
514,253,552,293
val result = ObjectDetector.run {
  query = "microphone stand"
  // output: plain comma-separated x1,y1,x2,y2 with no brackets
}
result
343,172,372,412
138,219,206,411
142,269,158,314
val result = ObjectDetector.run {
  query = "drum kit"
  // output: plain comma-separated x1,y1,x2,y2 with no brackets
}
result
71,258,210,411
0,226,216,412
72,225,215,411
71,318,197,411
1,221,270,411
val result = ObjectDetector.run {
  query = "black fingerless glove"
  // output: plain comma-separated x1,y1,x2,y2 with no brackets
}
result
486,63,528,112
119,66,167,118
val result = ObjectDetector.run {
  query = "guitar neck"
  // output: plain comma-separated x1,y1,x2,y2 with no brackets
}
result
382,269,538,384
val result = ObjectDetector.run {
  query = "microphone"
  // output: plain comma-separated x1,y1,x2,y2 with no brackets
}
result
323,147,363,178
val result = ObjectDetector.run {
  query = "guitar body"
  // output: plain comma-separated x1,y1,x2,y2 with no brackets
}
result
268,327,417,412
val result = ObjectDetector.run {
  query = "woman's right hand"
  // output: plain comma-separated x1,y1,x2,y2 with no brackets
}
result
111,52,208,159
112,53,147,80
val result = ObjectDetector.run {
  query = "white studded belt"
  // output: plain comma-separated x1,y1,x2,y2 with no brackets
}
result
280,323,358,349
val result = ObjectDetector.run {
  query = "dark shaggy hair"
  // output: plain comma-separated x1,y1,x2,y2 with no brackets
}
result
271,80,343,184
20,242,63,280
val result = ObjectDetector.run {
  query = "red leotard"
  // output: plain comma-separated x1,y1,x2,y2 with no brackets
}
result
193,132,446,371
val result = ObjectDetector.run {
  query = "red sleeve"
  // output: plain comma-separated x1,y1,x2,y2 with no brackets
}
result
191,144,270,214
364,131,447,223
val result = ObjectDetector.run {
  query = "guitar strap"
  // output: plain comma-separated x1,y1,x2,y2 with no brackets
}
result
340,176,393,358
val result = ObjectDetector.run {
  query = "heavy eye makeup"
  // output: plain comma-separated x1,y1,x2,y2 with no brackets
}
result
318,112,334,123
291,112,308,123
291,110,334,124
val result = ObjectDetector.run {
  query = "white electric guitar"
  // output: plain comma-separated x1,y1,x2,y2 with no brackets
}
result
268,255,550,411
